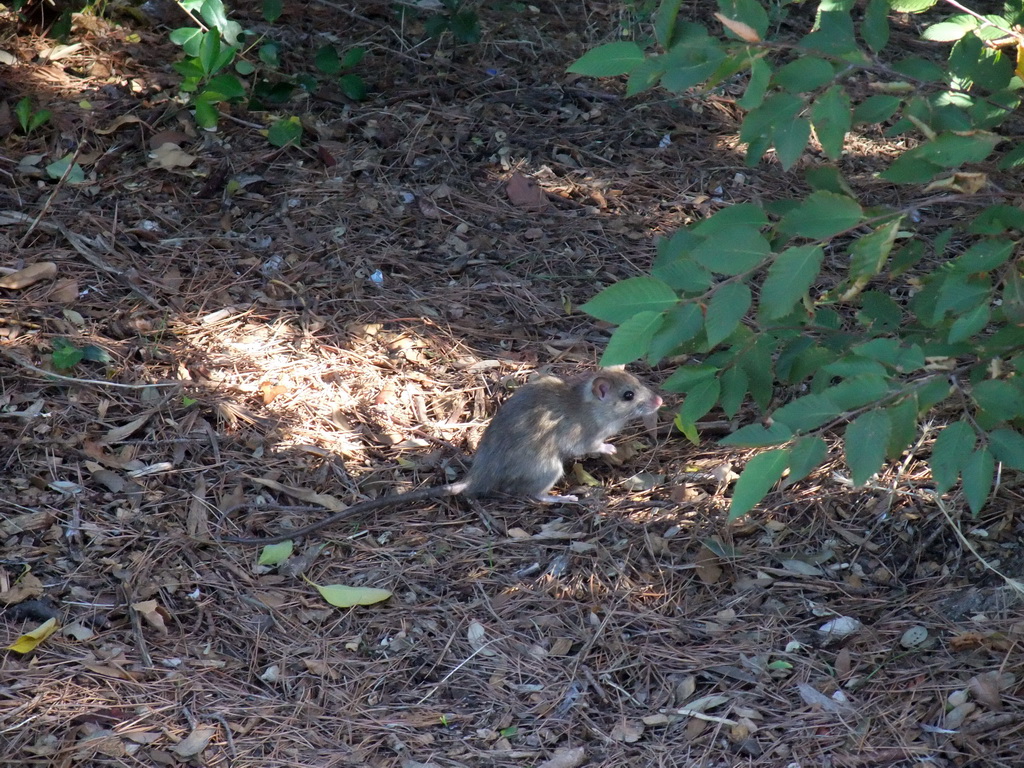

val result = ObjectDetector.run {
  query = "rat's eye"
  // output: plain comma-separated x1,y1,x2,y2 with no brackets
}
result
622,390,635,401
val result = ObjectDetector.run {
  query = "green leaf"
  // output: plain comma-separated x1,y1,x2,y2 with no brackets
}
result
760,245,823,320
857,291,902,331
660,39,727,92
662,364,718,393
567,41,645,77
262,0,282,22
654,0,683,47
989,428,1024,471
719,365,748,418
44,155,85,184
692,203,769,235
923,15,978,41
450,9,481,43
316,44,341,75
705,282,751,346
729,449,790,520
315,583,392,607
741,338,775,410
889,0,938,10
691,226,770,275
845,409,892,485
852,94,901,125
740,92,803,156
341,47,366,69
51,338,84,371
998,143,1024,170
951,238,1015,273
720,422,793,447
821,374,889,410
339,73,367,100
80,345,111,363
626,56,668,97
680,376,721,426
930,421,975,493
774,57,835,93
962,447,994,514
805,166,856,197
267,115,302,147
797,11,861,58
581,277,679,324
917,376,953,411
258,540,293,565
778,191,863,239
948,302,990,344
647,302,704,362
849,218,902,281
652,242,713,293
811,85,852,160
787,435,828,484
773,393,841,432
774,116,811,171
171,27,203,54
972,379,1024,420
969,205,1024,235
198,29,221,75
914,132,1001,167
860,0,891,51
601,311,664,366
738,56,770,110
879,153,943,184
204,74,246,101
886,396,919,459
193,98,219,129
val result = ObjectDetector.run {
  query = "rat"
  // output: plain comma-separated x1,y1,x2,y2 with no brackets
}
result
221,367,662,545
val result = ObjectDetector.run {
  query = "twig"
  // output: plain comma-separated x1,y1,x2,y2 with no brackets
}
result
1,348,186,390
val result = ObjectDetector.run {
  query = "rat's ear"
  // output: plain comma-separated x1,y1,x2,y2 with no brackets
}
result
590,376,612,400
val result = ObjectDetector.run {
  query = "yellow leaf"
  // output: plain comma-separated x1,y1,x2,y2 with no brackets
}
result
315,583,391,608
7,617,59,653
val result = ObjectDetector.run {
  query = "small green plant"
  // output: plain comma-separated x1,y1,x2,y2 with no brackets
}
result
315,44,368,101
51,338,111,372
424,0,482,44
14,97,51,135
168,0,368,143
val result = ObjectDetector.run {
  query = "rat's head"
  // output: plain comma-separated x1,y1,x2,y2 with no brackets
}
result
585,367,662,421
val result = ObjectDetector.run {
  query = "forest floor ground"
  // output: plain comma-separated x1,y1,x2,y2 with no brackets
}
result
1,2,1022,767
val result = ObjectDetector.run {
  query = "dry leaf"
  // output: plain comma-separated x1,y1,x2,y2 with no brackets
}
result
171,726,216,759
151,142,197,169
259,381,289,404
131,599,169,635
47,278,79,303
536,746,586,768
247,475,347,511
694,545,723,585
101,413,152,445
506,172,548,210
0,572,44,605
148,130,191,149
610,719,645,743
314,583,392,608
0,262,57,289
95,114,143,135
467,620,496,655
714,12,761,42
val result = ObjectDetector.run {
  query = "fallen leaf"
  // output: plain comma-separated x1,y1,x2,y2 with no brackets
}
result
7,617,59,653
694,545,723,585
314,583,392,608
95,114,143,135
171,726,216,759
101,413,152,445
47,278,79,303
258,541,293,565
247,476,347,512
0,262,57,289
610,719,644,743
0,572,44,605
151,142,197,169
506,172,548,210
131,599,169,635
536,746,586,768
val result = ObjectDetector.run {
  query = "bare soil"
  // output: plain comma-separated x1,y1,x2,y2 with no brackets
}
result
1,2,1023,767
